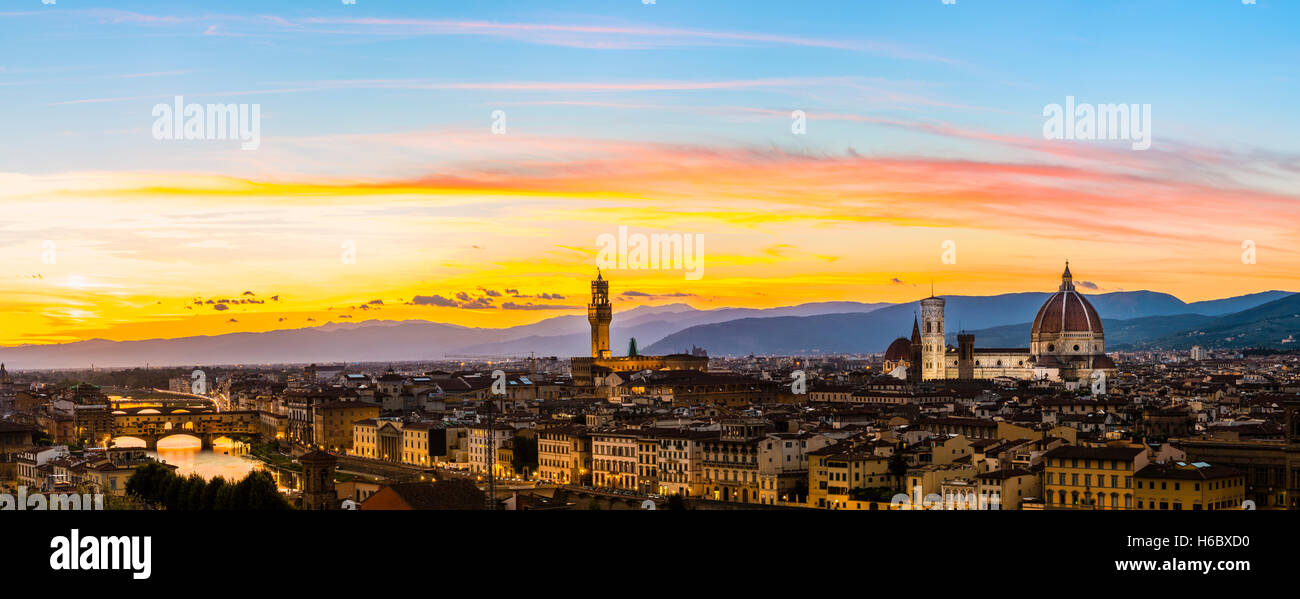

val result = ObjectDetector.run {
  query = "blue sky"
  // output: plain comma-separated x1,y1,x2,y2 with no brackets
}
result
1,0,1299,344
3,0,1297,175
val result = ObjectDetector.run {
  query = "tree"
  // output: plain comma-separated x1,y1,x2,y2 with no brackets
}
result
888,452,909,488
125,462,173,505
162,475,185,510
239,471,291,510
201,477,227,510
214,482,235,510
183,474,206,510
104,493,151,511
848,487,896,502
510,435,538,477
125,464,292,510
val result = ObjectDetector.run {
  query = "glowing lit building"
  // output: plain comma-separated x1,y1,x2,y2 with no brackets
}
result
896,263,1116,386
570,272,708,385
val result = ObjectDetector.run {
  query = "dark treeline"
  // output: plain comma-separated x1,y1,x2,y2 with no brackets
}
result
125,462,292,510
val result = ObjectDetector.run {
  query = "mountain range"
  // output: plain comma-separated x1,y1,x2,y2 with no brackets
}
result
641,290,1297,356
1,291,1294,369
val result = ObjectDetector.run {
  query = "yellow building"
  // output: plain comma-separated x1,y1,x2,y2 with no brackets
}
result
903,463,978,508
1134,461,1247,510
900,434,974,468
537,424,592,486
468,423,515,476
351,419,448,467
974,468,1040,510
808,444,894,510
591,430,639,491
996,421,1078,445
312,400,380,452
651,428,712,498
1043,445,1146,509
700,420,766,503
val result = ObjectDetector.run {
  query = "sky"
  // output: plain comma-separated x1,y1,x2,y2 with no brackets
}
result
1,0,1298,345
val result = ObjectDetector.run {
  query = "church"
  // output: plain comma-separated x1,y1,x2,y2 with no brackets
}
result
887,263,1116,386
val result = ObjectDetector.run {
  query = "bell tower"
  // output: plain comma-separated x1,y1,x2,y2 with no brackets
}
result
920,294,946,381
588,271,612,359
299,450,338,510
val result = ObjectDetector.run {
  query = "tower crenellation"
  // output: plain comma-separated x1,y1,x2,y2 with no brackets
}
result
588,270,612,359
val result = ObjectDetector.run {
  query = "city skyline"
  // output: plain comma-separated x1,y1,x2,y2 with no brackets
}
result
3,1,1299,345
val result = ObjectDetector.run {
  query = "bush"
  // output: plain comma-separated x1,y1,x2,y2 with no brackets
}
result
124,466,292,510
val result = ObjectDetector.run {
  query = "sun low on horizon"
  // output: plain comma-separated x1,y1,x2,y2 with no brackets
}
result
1,1,1299,347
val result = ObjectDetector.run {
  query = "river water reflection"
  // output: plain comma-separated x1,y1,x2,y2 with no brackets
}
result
115,437,263,481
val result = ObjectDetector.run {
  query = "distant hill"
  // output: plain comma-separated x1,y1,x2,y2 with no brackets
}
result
0,301,890,369
956,314,1221,349
3,290,1292,368
1185,290,1294,316
1132,293,1300,350
643,290,1296,356
445,301,892,357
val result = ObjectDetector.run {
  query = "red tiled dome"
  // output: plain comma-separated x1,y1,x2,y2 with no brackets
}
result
1031,263,1104,336
884,337,912,361
1032,291,1103,335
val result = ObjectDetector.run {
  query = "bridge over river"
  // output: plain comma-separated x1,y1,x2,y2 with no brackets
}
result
111,406,259,450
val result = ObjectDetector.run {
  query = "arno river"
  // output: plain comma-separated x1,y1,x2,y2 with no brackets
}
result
114,436,263,481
